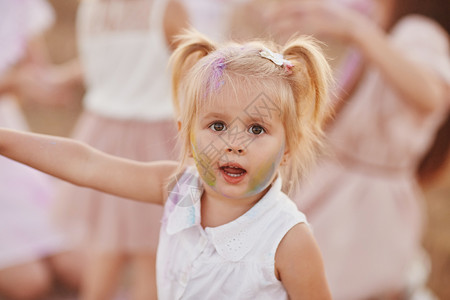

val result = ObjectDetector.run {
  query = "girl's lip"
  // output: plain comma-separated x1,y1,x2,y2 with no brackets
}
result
219,163,247,184
220,162,245,170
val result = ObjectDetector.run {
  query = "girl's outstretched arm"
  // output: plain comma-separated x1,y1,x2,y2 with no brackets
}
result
275,223,332,300
0,128,178,204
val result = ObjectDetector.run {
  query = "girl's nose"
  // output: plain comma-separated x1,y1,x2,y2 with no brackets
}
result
226,146,245,155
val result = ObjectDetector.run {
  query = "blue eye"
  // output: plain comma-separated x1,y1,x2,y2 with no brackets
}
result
209,122,227,132
248,125,265,135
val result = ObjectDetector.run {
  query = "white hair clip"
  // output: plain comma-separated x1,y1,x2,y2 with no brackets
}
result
259,46,294,74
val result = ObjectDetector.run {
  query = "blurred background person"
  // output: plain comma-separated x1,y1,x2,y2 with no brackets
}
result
180,0,249,42
0,0,83,299
268,0,450,299
24,0,188,299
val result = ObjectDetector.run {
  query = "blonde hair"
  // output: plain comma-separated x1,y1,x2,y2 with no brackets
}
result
170,29,333,194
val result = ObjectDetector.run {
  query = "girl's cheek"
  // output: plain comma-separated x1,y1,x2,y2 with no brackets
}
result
191,132,217,187
246,142,285,196
246,159,276,196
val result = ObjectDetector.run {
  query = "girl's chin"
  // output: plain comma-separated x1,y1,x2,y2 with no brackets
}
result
211,185,266,200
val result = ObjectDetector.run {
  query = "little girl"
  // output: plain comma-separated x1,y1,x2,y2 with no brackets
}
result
0,30,332,299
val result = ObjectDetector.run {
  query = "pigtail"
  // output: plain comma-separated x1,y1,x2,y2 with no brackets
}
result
170,29,217,117
281,36,333,193
283,36,333,128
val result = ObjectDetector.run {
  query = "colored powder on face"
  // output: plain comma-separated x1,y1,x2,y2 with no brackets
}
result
246,160,275,196
190,132,216,187
246,142,285,196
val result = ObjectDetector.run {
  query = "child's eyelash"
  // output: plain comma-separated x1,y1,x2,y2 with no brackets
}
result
208,121,227,132
208,121,268,134
248,124,267,135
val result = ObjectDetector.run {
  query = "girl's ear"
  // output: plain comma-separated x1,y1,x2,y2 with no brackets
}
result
281,148,290,166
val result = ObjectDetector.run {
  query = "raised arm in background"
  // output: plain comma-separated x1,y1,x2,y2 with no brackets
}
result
271,1,449,112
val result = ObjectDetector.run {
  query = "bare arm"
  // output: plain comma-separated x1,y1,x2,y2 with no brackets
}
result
275,223,331,300
0,128,178,204
348,13,447,111
271,1,448,112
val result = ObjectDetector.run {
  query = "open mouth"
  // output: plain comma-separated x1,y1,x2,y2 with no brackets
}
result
219,163,247,183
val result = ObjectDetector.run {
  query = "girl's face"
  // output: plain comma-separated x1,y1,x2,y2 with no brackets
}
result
190,84,288,202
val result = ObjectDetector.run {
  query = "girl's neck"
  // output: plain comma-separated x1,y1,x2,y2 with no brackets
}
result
200,187,269,228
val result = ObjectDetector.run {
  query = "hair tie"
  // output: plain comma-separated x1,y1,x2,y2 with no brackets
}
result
259,47,294,74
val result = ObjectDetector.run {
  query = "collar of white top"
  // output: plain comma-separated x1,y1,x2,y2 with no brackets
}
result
165,167,283,261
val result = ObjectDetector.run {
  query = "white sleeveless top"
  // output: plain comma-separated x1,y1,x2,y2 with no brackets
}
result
77,0,173,120
157,167,308,299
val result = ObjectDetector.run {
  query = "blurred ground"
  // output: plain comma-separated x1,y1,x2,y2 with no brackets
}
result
20,1,450,299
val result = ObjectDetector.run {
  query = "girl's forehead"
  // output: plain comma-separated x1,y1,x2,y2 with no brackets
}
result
198,82,284,125
202,75,282,110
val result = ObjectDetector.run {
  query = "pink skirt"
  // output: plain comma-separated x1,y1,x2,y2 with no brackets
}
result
53,111,179,252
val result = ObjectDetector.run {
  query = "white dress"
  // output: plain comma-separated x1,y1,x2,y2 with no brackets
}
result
157,167,308,299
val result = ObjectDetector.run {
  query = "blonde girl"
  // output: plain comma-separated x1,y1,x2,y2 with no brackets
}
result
0,30,332,299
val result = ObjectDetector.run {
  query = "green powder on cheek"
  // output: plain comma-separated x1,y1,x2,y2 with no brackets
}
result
190,132,216,187
246,160,275,195
246,143,285,196
195,158,216,187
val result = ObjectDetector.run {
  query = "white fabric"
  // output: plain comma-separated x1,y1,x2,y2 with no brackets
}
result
77,0,174,120
157,167,308,299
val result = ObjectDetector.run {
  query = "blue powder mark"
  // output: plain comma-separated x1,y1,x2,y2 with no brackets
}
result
187,206,196,225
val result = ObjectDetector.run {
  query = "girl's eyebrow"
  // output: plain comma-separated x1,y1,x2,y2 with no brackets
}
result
201,111,229,120
246,115,270,124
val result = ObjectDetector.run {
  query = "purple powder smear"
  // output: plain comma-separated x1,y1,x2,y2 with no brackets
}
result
206,57,227,96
